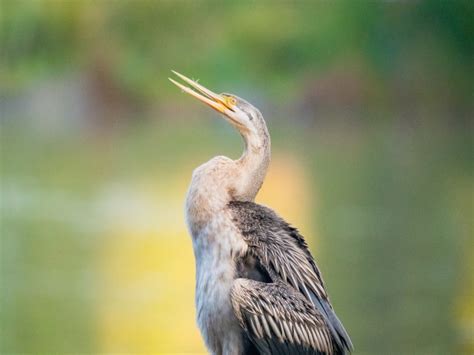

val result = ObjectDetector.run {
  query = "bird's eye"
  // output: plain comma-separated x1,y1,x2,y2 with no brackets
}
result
227,97,237,106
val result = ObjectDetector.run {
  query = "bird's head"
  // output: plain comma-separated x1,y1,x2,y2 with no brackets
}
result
169,71,266,137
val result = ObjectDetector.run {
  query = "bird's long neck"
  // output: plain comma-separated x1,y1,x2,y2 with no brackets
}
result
185,114,270,237
233,126,271,201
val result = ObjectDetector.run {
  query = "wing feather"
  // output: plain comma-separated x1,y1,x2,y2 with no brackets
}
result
231,279,334,355
229,201,353,353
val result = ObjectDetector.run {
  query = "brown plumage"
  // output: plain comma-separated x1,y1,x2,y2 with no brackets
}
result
170,71,353,355
229,201,352,355
231,279,334,354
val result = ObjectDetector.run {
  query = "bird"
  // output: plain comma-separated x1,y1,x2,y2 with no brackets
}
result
169,71,353,355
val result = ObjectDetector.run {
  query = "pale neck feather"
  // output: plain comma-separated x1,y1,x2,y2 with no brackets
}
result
186,116,270,236
233,127,271,201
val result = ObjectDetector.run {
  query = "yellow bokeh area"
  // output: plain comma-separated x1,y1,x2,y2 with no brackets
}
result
97,155,311,353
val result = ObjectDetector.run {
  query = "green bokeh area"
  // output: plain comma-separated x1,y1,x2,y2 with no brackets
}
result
1,1,473,354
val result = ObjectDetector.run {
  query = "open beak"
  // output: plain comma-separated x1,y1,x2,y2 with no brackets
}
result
169,71,233,115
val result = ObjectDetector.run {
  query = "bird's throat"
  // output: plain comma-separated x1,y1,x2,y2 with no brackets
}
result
233,130,271,201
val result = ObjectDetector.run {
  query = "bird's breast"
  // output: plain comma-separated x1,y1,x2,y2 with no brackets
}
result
185,166,233,238
191,211,248,354
191,211,248,275
184,158,249,353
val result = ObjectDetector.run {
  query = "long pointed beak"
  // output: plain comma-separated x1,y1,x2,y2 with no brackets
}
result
169,71,232,114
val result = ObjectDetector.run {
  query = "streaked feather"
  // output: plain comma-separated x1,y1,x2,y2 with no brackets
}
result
229,201,353,354
231,279,339,354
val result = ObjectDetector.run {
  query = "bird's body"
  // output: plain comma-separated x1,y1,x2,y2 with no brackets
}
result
171,72,352,355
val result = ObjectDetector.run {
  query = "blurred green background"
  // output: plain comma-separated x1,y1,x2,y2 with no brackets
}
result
1,1,473,354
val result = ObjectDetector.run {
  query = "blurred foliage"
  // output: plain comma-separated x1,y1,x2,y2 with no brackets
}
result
1,0,473,354
2,1,473,99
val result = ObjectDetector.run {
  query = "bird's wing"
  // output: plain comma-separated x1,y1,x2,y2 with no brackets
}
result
228,201,353,353
231,278,334,355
